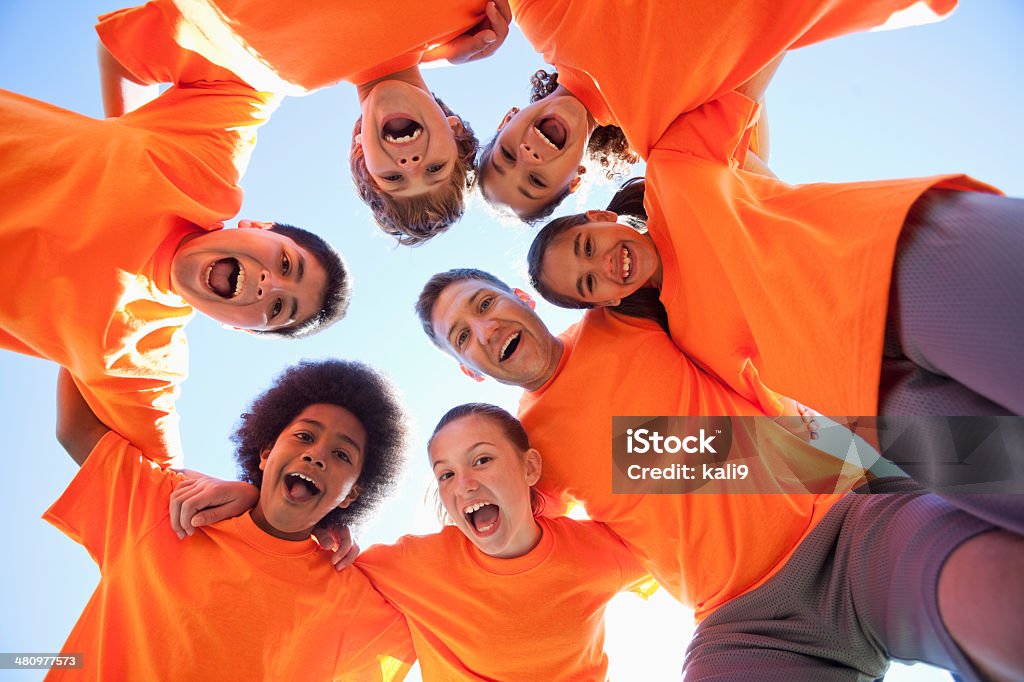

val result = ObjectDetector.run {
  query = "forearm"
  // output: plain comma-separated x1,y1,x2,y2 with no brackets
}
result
97,41,158,117
55,368,110,466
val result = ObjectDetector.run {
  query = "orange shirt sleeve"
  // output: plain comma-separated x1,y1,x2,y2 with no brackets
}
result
337,567,415,682
97,2,243,86
512,0,957,157
43,431,181,569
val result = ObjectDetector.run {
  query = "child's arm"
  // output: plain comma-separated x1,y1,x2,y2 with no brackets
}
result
97,42,159,118
55,368,111,466
773,396,821,442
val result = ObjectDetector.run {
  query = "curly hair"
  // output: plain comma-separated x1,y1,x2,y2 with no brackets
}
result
249,223,350,339
232,359,407,532
350,96,478,246
415,268,513,346
526,178,669,332
427,402,545,525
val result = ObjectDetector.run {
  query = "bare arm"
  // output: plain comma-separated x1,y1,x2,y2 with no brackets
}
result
55,368,110,466
97,41,159,118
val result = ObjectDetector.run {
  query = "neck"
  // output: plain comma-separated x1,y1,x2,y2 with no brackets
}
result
357,65,428,101
248,507,312,542
553,83,598,137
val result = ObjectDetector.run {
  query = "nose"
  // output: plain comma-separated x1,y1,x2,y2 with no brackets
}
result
454,472,479,497
468,316,499,344
302,449,326,470
520,142,542,165
398,154,422,167
256,270,280,299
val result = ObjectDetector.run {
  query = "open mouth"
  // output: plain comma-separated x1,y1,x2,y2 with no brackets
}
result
284,472,321,502
499,331,521,362
382,117,423,144
463,501,500,535
534,116,567,151
620,246,633,283
206,258,244,299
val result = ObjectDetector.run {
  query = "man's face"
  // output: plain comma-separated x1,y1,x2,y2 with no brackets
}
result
429,279,561,391
356,81,462,198
170,222,327,331
251,403,365,541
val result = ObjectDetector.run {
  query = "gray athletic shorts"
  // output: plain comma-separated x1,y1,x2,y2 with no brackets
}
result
683,479,994,681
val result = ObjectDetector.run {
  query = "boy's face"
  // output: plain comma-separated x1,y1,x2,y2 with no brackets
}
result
170,221,327,331
251,403,366,541
356,81,462,198
429,414,541,558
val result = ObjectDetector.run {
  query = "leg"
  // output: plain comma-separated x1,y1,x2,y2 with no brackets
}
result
938,530,1024,682
884,189,1024,415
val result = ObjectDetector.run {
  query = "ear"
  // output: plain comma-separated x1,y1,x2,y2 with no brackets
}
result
337,483,362,509
567,168,585,194
446,115,465,136
584,209,618,224
354,132,363,148
522,448,542,486
258,448,271,471
459,364,485,382
498,106,520,131
513,288,537,310
237,219,274,230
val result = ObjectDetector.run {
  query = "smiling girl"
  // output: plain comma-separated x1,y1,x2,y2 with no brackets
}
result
356,403,654,679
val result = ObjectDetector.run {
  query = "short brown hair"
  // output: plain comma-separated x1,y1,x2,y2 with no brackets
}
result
350,96,479,246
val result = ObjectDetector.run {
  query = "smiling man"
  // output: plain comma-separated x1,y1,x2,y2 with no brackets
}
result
0,48,348,468
415,268,1024,681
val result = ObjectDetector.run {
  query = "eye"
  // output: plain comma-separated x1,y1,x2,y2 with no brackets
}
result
334,450,352,464
382,174,402,182
584,238,593,257
479,297,493,312
586,274,595,294
473,455,493,466
295,431,313,443
456,329,469,348
529,174,547,189
438,471,453,482
271,299,283,319
500,146,515,162
281,253,291,276
426,163,444,174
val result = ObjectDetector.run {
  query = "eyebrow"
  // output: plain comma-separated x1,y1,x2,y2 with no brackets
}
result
446,289,486,345
573,235,586,297
289,297,299,322
296,251,305,283
296,418,363,455
490,153,506,177
430,440,495,469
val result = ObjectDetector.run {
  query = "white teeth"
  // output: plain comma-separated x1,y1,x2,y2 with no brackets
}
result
294,473,315,483
535,126,559,151
384,127,422,144
463,501,491,515
500,332,520,360
621,247,632,281
205,264,214,287
234,264,246,298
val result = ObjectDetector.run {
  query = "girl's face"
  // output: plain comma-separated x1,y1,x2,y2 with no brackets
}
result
479,94,591,219
540,211,661,306
429,414,542,558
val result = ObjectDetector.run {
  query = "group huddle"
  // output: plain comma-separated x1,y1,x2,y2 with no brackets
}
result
3,0,1023,680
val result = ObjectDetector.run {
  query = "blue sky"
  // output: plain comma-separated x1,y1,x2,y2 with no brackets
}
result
1,2,1021,679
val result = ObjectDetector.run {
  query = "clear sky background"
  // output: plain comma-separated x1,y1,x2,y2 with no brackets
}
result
1,2,1021,680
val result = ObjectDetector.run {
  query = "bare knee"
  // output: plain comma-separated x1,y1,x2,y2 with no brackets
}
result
938,529,1024,682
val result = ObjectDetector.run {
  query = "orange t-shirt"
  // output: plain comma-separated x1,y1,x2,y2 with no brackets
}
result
511,0,956,157
517,309,867,620
645,92,999,415
358,517,652,680
43,431,415,681
97,0,490,92
0,72,277,466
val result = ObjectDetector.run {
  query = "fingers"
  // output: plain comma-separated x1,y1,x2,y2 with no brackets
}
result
312,527,338,552
332,540,361,572
420,2,510,65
